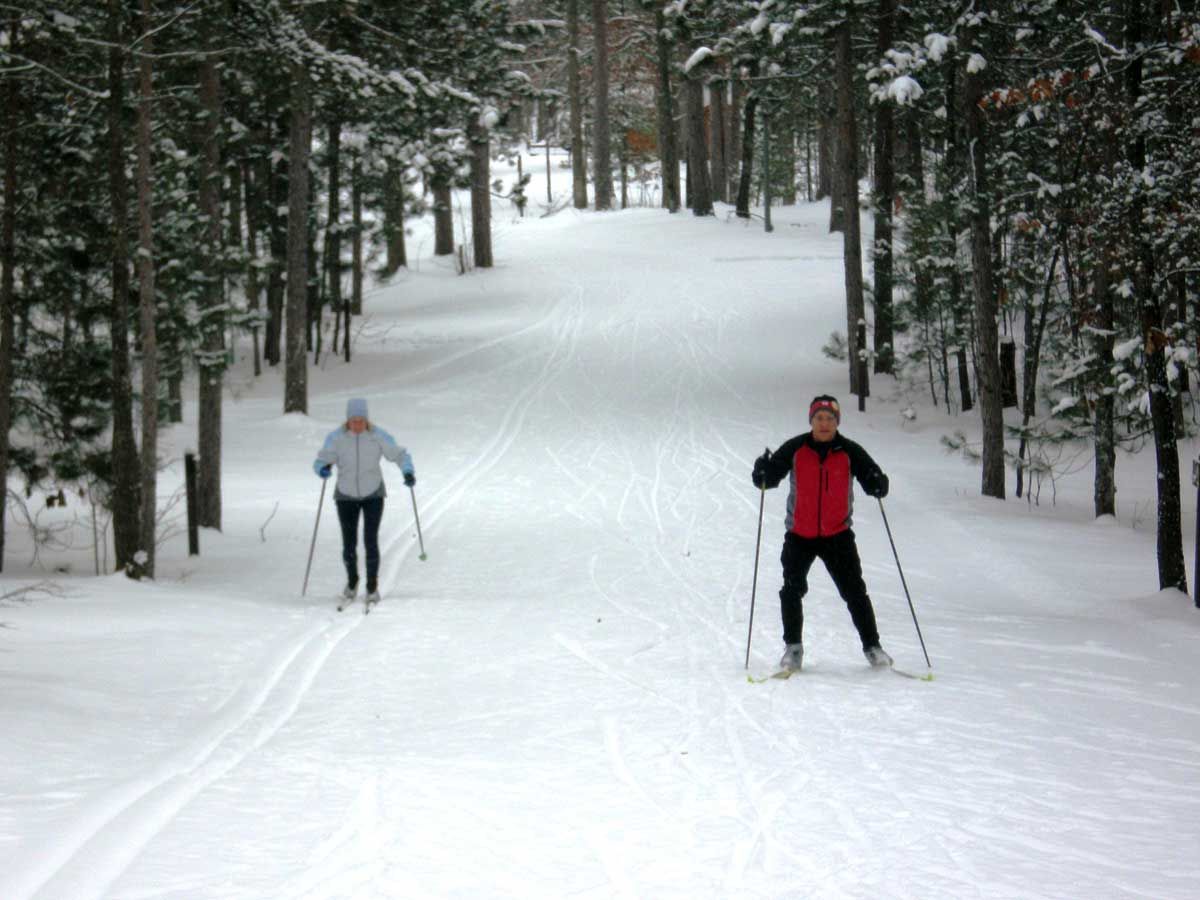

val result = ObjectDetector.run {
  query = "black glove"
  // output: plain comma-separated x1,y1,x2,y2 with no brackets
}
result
404,472,416,487
865,471,889,499
318,464,332,479
752,450,771,488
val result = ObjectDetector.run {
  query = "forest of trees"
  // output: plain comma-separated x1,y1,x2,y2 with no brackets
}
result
1,2,1197,596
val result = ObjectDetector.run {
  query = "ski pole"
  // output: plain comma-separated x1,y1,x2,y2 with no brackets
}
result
744,454,769,669
877,498,932,670
409,484,427,561
301,477,328,597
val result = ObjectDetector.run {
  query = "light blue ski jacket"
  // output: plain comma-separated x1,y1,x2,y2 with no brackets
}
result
313,426,414,500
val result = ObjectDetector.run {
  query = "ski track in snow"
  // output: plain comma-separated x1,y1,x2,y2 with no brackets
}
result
11,614,360,900
6,197,1200,896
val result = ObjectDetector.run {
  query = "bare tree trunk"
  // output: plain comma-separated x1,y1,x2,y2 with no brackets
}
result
963,12,1005,500
265,144,286,367
468,115,493,268
351,151,364,317
654,6,680,212
432,177,454,255
817,80,834,201
325,117,348,362
1127,0,1185,591
135,0,157,578
835,23,867,399
685,65,714,217
710,76,727,204
242,158,262,376
734,62,758,218
728,78,742,203
284,61,311,415
1092,245,1116,517
108,0,141,569
871,0,896,374
0,17,17,572
383,161,406,277
591,0,613,210
567,0,588,209
197,26,224,527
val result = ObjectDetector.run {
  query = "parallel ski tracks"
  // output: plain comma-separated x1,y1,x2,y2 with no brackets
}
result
11,614,359,900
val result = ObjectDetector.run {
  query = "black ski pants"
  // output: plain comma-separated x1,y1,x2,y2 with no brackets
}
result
779,529,881,650
336,496,384,590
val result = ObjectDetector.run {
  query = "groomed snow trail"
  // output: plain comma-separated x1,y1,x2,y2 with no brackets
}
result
5,199,1200,899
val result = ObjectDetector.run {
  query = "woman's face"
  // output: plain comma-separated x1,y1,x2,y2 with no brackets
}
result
347,416,367,434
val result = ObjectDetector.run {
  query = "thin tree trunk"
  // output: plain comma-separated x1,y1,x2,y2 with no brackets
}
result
735,62,759,218
654,6,680,212
685,65,714,217
872,0,896,374
242,158,262,377
352,151,364,316
1093,243,1116,517
835,22,867,399
107,0,141,569
567,0,588,209
963,11,1005,500
591,0,613,210
383,161,406,277
728,78,742,204
284,60,311,414
0,17,17,572
135,0,157,578
197,27,224,528
265,146,285,367
432,177,454,255
469,115,493,268
324,117,345,363
710,76,727,204
1127,0,1185,591
817,80,835,202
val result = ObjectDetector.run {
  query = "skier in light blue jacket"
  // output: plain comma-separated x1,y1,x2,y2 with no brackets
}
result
313,398,415,603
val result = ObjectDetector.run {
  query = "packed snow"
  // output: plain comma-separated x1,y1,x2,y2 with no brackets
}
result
3,152,1200,899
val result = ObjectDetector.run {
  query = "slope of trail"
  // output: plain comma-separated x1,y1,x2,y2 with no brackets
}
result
3,198,1199,899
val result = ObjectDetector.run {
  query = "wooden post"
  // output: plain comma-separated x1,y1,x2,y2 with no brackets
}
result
185,452,199,555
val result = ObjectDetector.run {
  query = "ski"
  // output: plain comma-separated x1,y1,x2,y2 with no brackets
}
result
363,596,380,615
747,669,799,683
336,594,358,612
890,668,935,681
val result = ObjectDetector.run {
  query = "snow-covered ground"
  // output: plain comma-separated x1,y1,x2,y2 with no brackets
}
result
3,154,1200,899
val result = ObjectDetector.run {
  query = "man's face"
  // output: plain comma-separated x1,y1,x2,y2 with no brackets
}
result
810,410,838,441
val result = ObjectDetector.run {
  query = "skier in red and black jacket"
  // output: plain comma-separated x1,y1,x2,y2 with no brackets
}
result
752,395,893,672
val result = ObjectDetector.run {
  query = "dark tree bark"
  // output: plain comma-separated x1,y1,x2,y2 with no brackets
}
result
568,0,588,209
1127,0,1185,592
324,117,348,361
871,0,896,374
284,61,311,415
135,0,158,577
710,76,727,204
197,23,224,527
963,12,1005,500
432,177,454,256
591,0,613,210
685,61,713,217
242,158,263,376
469,115,494,267
107,0,141,569
383,162,407,278
728,77,742,204
352,151,364,315
816,79,834,202
265,138,286,367
734,61,759,218
1092,245,1116,517
835,22,867,399
0,17,16,572
654,5,680,213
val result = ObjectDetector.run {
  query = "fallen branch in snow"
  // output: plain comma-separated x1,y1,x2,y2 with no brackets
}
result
260,502,280,543
1,580,62,608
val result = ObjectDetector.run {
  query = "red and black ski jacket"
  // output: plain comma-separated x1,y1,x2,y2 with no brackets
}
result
754,432,885,538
